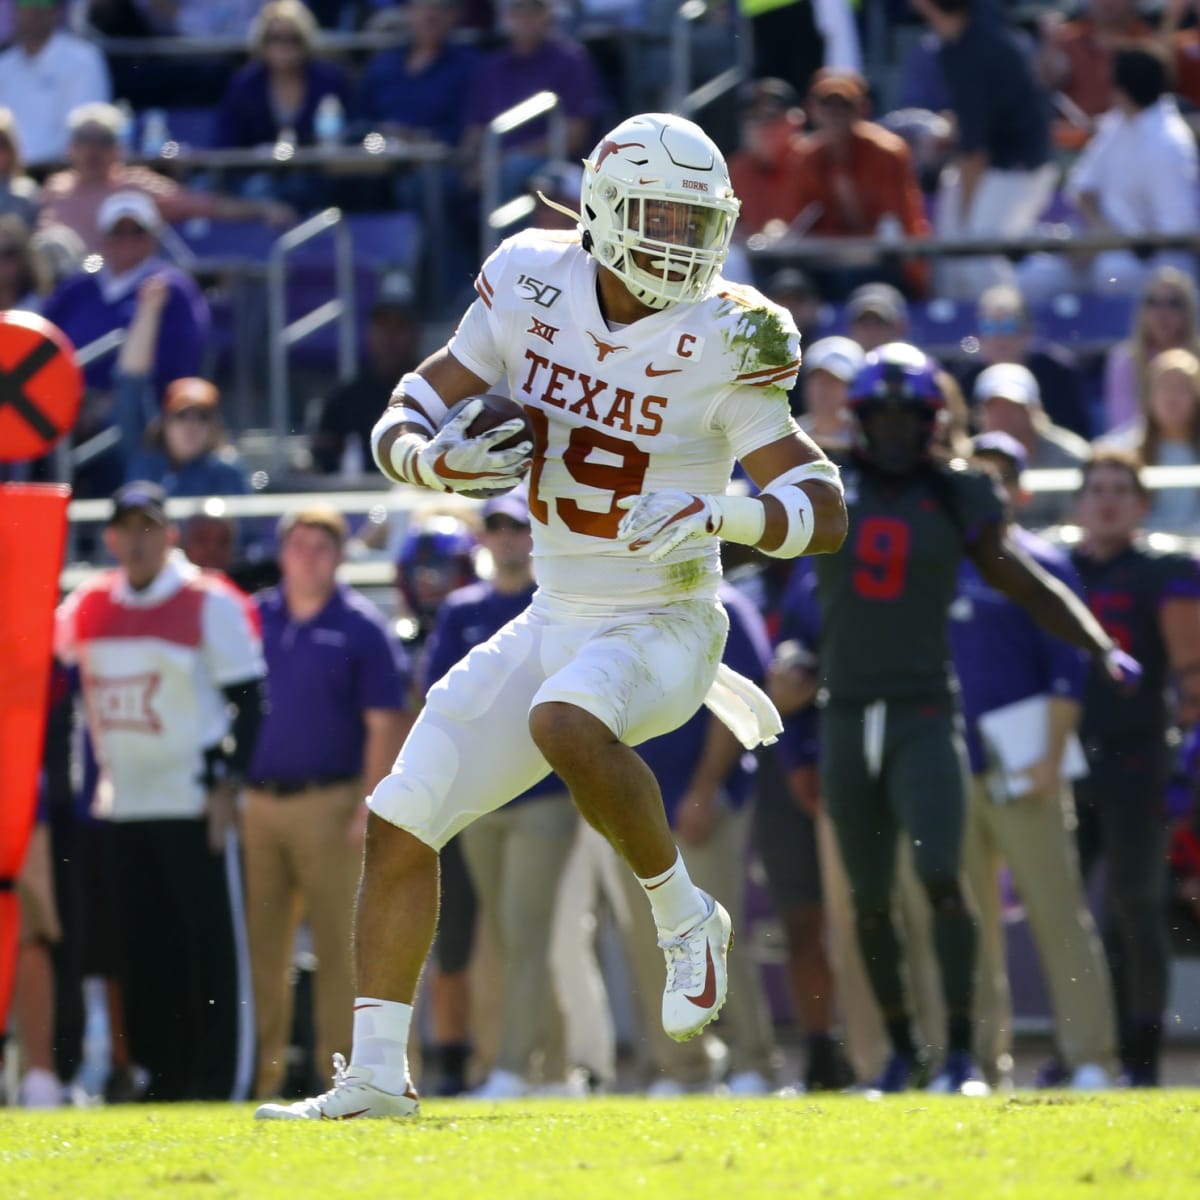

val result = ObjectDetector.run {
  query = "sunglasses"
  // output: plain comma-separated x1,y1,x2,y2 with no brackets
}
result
484,516,530,532
1144,294,1186,310
73,129,117,146
979,315,1023,336
168,407,214,423
264,29,304,44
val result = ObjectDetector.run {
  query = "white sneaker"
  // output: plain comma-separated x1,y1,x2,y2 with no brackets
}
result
19,1068,63,1109
464,1069,528,1100
644,1078,689,1098
724,1070,771,1096
659,896,732,1042
1070,1063,1112,1091
254,1054,419,1120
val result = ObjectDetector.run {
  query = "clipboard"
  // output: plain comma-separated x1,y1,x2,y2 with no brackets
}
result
977,694,1088,796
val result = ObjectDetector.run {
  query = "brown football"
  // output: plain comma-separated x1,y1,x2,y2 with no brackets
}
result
441,394,534,499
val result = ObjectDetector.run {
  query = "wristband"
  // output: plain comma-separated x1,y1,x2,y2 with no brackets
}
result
759,483,815,558
708,493,766,547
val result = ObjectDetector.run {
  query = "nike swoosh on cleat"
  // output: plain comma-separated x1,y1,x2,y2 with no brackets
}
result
645,364,682,377
685,943,717,1008
321,1108,371,1120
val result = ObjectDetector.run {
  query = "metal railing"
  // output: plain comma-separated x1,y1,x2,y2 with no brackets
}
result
668,1,749,118
266,207,357,477
480,91,568,263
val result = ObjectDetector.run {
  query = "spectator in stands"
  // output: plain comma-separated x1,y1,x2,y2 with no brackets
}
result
957,284,1093,440
55,481,266,1102
43,190,209,399
0,213,40,311
1104,266,1200,433
181,512,238,574
216,1,351,210
0,1,111,165
356,0,479,151
131,0,265,35
28,221,84,297
845,281,908,352
0,107,40,227
1166,0,1200,119
897,28,951,116
310,272,423,477
789,68,930,299
1102,348,1200,534
797,335,862,449
435,491,578,1099
911,0,1056,299
112,275,250,497
739,0,860,101
1035,0,1154,127
727,78,807,243
1019,45,1199,303
974,362,1091,528
41,102,294,254
460,0,607,204
246,506,410,1099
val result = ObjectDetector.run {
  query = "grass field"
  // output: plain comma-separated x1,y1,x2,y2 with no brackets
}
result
3,1093,1200,1200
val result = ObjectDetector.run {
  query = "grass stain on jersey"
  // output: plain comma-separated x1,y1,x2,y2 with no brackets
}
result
666,556,707,595
718,300,793,379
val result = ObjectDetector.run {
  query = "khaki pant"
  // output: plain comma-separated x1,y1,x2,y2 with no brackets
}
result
616,803,777,1084
243,781,363,1098
459,792,577,1080
965,775,1117,1076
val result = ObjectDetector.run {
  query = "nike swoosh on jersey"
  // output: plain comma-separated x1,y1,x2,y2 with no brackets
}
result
685,943,717,1008
645,364,682,377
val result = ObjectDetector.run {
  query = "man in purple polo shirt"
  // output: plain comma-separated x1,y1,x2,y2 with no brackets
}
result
948,431,1117,1090
460,0,607,203
245,507,412,1099
426,489,580,1098
615,582,779,1095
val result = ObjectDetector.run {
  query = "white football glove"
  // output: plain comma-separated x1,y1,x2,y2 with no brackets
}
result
400,398,532,494
616,490,722,562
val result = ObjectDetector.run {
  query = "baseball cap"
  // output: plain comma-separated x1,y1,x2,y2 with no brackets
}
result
371,269,417,317
98,190,162,235
847,282,908,325
765,267,816,299
482,486,531,526
974,362,1040,407
742,77,801,119
971,430,1028,475
805,336,864,383
108,480,168,526
164,377,219,414
809,69,867,105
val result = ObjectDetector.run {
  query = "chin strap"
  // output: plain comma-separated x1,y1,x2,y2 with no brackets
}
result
536,191,581,227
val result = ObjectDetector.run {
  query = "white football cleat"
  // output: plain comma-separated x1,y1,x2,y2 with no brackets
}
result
19,1068,64,1109
1070,1063,1112,1091
659,895,732,1042
254,1054,419,1121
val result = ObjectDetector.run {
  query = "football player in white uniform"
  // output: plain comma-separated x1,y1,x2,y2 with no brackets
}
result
256,112,847,1120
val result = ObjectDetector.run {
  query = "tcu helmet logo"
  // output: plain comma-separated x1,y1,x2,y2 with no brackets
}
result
515,274,562,309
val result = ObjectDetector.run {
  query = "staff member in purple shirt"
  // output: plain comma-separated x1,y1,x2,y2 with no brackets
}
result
460,0,607,203
949,431,1117,1091
245,507,411,1100
614,583,780,1095
425,489,578,1099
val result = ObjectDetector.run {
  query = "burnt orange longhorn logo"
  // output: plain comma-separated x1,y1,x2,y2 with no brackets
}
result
594,139,645,168
587,330,628,362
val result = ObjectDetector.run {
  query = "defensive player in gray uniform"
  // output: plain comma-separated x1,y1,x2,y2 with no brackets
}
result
814,344,1139,1094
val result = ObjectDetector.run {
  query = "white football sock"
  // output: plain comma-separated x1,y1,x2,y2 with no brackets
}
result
638,850,710,936
350,997,412,1095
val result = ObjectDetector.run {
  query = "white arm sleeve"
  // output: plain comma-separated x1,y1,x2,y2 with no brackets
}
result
712,385,801,463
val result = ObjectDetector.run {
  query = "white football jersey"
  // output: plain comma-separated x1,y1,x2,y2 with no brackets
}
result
55,552,265,821
449,229,802,609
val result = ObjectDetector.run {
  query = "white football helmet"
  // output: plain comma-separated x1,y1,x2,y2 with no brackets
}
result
580,113,740,310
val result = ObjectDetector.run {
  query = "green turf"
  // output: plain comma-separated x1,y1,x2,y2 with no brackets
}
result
2,1093,1200,1200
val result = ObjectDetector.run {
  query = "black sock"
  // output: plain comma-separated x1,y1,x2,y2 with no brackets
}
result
948,1014,972,1056
885,1015,917,1058
1125,1019,1162,1079
439,1042,470,1082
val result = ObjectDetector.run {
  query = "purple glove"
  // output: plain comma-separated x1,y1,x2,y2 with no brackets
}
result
1102,647,1143,691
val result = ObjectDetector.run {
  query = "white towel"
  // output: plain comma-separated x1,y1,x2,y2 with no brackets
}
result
703,662,784,749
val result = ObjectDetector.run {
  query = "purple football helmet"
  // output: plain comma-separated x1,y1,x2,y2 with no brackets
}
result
847,342,944,474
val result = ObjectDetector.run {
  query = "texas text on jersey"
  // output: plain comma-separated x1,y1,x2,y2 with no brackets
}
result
450,228,802,608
